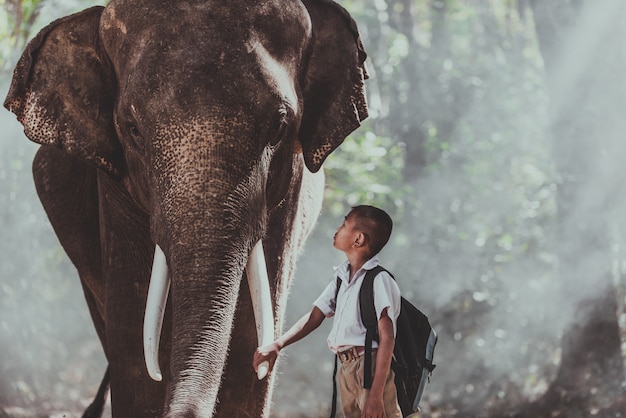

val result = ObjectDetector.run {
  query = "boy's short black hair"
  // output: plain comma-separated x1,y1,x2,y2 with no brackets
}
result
349,205,393,256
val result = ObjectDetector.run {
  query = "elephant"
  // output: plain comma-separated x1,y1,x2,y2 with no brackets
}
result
3,0,368,416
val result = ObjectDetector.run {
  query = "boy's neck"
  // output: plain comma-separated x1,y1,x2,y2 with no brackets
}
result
346,252,371,281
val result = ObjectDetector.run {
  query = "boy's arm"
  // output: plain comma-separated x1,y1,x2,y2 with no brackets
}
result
252,306,326,374
363,307,395,417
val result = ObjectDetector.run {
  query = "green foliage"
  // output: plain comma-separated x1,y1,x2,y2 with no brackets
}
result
0,0,106,74
328,0,553,252
324,125,407,219
0,0,44,72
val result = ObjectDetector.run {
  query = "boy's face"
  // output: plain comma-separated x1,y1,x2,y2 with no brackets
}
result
333,212,360,252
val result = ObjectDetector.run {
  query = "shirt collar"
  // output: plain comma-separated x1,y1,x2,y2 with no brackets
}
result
335,255,381,283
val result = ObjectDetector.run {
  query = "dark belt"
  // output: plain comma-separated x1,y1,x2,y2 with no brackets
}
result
337,346,366,363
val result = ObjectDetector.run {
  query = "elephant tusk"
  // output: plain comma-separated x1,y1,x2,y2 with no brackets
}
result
246,240,275,380
143,244,170,382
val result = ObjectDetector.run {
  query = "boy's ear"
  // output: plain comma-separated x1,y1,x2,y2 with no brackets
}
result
354,232,367,248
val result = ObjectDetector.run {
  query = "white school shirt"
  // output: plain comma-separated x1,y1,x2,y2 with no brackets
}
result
313,256,402,354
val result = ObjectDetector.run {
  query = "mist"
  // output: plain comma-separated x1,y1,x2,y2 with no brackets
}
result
1,0,625,417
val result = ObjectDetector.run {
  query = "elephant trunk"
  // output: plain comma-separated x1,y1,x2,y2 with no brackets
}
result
143,242,274,382
165,249,242,416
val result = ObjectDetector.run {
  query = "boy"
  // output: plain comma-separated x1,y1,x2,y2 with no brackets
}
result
253,205,402,418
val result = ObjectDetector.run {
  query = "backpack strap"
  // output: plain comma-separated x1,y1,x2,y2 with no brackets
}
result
329,276,342,418
359,265,390,389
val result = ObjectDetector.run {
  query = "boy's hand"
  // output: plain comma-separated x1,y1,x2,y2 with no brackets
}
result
253,341,281,375
252,306,325,378
362,395,386,418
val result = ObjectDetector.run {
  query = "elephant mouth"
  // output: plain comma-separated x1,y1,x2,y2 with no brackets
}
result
142,241,275,382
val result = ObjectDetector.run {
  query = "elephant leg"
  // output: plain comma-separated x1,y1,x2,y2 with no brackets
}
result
96,173,169,417
33,145,108,352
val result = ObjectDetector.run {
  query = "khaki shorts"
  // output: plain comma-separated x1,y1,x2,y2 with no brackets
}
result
337,349,402,418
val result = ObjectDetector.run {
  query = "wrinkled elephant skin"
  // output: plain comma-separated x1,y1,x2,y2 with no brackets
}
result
4,0,368,416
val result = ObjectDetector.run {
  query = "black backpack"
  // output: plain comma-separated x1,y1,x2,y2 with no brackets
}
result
330,265,437,417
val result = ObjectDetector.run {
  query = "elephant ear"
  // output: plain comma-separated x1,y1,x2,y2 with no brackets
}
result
299,0,369,173
4,6,123,178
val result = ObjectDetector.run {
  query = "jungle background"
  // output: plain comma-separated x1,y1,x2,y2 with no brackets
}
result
1,0,626,416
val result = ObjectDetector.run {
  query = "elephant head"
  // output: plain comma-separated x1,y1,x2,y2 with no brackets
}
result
4,0,367,416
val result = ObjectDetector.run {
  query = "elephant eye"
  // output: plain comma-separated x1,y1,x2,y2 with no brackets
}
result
126,122,145,154
269,107,289,147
